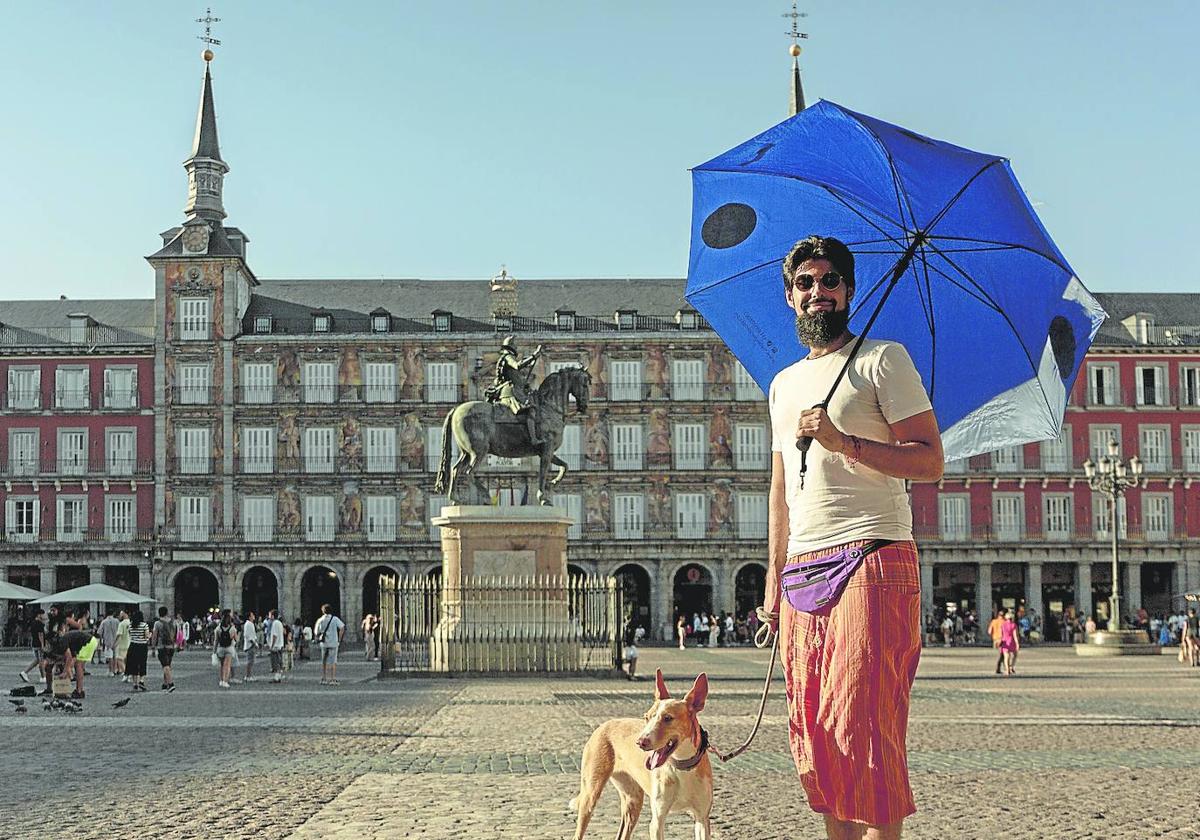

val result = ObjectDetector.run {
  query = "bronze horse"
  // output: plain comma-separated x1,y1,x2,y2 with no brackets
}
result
434,366,592,505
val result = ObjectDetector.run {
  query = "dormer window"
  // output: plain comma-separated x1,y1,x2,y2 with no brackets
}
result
616,310,636,330
254,316,273,334
68,313,91,345
371,314,390,333
494,315,512,331
556,310,575,331
677,309,698,330
313,314,332,333
433,311,452,333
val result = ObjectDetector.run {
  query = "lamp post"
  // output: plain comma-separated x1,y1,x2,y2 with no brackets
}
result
1082,438,1141,630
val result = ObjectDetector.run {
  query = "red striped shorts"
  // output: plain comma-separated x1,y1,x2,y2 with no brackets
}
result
779,538,922,826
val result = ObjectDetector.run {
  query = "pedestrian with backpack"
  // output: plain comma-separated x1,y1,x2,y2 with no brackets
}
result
150,606,177,693
212,610,239,689
313,604,345,686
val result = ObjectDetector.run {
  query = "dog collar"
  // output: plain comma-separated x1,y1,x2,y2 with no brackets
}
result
670,726,709,771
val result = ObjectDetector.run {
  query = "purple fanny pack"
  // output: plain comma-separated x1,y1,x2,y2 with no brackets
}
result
782,540,892,613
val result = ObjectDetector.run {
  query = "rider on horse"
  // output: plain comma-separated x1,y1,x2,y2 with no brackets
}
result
485,336,543,445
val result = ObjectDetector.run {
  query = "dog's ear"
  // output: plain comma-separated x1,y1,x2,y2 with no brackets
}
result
654,668,670,700
684,673,708,713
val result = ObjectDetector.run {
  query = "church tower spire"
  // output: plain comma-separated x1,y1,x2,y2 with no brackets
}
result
783,3,808,115
184,51,229,221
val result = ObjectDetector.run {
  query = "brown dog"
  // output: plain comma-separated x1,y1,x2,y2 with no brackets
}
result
570,669,712,839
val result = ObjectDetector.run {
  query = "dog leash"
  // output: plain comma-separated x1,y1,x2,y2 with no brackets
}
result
706,607,778,763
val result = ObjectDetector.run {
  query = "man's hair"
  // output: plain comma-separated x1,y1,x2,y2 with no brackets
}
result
158,606,168,617
782,235,856,294
321,603,331,614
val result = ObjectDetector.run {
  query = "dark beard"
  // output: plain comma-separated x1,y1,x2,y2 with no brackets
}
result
795,308,851,348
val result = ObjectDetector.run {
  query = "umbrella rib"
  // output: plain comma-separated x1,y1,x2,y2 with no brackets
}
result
928,235,1073,276
685,254,794,298
923,158,1006,235
915,256,1004,314
842,111,920,235
915,245,938,400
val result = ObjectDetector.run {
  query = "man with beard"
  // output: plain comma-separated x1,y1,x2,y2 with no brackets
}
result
763,235,943,839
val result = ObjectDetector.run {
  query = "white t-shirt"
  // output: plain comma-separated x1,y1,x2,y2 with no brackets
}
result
314,614,345,649
242,620,258,651
769,338,932,556
265,618,285,651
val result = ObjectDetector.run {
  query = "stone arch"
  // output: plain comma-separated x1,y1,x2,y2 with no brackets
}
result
299,564,343,627
732,561,768,621
240,565,280,619
172,566,221,620
360,564,401,620
671,561,715,625
612,562,654,637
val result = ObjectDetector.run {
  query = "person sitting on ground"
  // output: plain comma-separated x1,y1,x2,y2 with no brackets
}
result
43,628,94,699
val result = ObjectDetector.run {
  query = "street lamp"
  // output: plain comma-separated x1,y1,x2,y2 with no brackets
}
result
1081,438,1142,632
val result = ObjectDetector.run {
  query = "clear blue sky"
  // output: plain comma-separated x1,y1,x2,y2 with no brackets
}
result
1,1,1196,300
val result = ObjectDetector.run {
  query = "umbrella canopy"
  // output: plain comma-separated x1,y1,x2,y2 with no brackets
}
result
30,583,157,605
687,100,1106,462
0,581,46,601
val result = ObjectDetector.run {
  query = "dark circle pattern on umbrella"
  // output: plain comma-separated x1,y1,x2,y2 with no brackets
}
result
702,203,757,250
1048,315,1076,381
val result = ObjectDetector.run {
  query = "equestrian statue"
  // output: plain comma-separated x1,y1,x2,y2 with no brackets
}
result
434,337,592,506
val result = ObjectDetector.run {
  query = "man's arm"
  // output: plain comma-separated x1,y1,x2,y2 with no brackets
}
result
796,408,944,482
764,451,789,625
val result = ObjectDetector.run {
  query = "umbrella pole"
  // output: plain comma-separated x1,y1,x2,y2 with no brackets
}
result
796,236,925,486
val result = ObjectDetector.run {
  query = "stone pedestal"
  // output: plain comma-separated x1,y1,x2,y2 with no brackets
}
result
1074,629,1161,657
430,505,576,672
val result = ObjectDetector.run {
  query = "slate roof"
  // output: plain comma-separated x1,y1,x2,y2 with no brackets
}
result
148,224,247,260
0,298,154,347
189,65,222,162
1091,292,1200,347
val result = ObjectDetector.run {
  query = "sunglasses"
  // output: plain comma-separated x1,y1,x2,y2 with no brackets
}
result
793,271,844,292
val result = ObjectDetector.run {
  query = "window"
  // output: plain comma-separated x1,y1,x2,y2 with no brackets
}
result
734,360,762,401
313,314,332,333
242,362,274,404
1134,365,1167,406
105,496,135,542
943,458,967,474
433,312,451,332
179,496,210,542
428,494,448,540
58,429,87,476
559,424,582,469
242,427,275,474
179,298,210,340
671,359,704,400
365,362,397,403
253,316,272,334
304,496,335,541
1182,366,1200,407
1092,493,1127,539
992,493,1025,540
9,429,38,476
304,427,335,474
554,493,583,539
736,424,768,470
179,363,211,404
609,360,643,401
1183,428,1200,473
179,427,211,474
1042,493,1074,541
56,497,86,542
992,445,1022,472
1089,426,1121,462
556,311,575,331
678,310,698,330
939,495,969,541
1087,364,1118,405
243,496,274,542
366,496,397,542
365,426,397,473
103,367,137,409
675,423,705,470
426,361,459,403
1040,426,1072,472
303,361,335,404
614,494,644,539
737,493,768,539
371,314,390,333
616,310,636,330
426,425,460,472
6,367,40,409
4,497,39,542
1138,426,1169,472
612,423,643,470
55,366,89,409
675,493,706,539
1143,494,1173,540
106,429,135,476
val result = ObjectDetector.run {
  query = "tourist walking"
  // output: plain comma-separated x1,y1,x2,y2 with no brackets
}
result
213,610,239,688
241,611,259,683
313,604,345,686
114,610,131,681
763,236,943,837
150,607,177,692
265,609,286,683
18,608,47,684
1183,608,1199,666
97,610,119,675
998,611,1020,675
989,609,1006,674
125,610,151,692
361,613,378,661
676,615,687,650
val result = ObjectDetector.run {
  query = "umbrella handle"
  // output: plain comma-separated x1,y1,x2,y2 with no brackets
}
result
794,402,826,489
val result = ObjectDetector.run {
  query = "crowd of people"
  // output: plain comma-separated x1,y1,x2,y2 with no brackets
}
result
673,610,761,649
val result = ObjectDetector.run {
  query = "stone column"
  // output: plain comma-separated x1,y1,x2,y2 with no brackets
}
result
655,564,673,642
1076,562,1093,621
974,564,993,619
344,565,362,638
919,560,935,620
138,566,152,600
1125,560,1143,618
715,562,735,616
1026,562,1044,622
279,565,295,624
40,566,55,596
89,566,104,585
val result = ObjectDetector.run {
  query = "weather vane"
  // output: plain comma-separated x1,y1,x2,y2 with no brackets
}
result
197,7,221,50
783,2,809,52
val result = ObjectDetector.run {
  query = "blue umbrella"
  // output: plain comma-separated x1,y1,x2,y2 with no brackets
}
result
687,100,1105,465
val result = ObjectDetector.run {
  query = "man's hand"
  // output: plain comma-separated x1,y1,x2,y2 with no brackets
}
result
796,407,847,454
534,344,544,356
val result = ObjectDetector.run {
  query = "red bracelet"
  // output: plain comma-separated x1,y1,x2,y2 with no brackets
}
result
843,434,862,468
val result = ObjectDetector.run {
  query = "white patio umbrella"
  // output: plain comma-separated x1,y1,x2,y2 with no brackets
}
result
29,583,157,605
0,581,45,600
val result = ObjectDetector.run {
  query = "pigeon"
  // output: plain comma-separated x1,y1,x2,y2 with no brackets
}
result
111,698,131,709
8,699,24,707
64,703,82,714
50,699,65,710
14,705,27,714
42,701,53,711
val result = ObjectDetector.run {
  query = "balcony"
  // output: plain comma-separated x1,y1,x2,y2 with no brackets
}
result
0,528,154,546
0,457,154,479
170,386,213,405
913,523,1197,544
231,455,424,476
101,389,140,410
53,390,92,411
2,389,42,411
160,525,431,544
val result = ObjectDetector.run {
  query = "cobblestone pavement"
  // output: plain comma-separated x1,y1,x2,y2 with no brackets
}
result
1,645,1198,838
